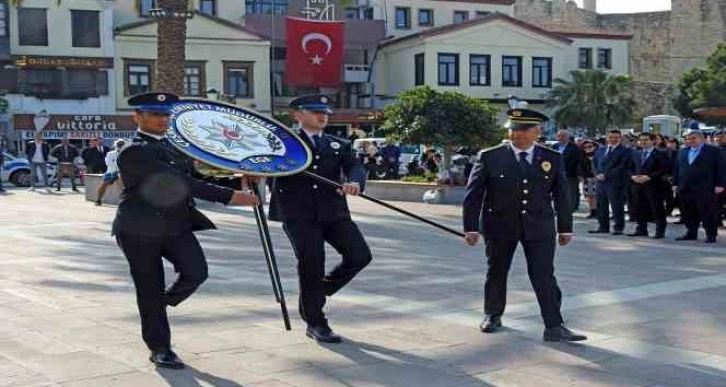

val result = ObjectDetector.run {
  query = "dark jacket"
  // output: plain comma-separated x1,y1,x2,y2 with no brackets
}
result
557,141,585,178
81,145,110,173
50,143,80,163
25,141,51,162
269,131,366,222
462,144,573,241
592,144,632,187
673,144,726,194
630,148,670,190
112,134,235,237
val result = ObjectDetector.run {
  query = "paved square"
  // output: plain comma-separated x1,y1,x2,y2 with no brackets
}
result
0,187,725,386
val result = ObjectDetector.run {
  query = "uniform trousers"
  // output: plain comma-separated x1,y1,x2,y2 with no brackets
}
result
283,218,372,326
116,230,208,351
484,237,563,328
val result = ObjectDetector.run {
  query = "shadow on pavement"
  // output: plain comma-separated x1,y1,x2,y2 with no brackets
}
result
156,364,245,387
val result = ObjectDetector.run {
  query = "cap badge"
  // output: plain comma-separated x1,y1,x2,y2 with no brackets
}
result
541,161,552,173
330,141,341,149
158,94,166,102
321,96,328,104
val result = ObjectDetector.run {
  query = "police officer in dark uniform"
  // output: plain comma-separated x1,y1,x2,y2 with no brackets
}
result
462,107,587,342
113,92,259,369
269,94,370,343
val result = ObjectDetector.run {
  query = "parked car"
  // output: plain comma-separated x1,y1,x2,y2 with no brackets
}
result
1,152,57,187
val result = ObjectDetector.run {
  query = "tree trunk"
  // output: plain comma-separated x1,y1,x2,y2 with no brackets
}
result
155,0,188,94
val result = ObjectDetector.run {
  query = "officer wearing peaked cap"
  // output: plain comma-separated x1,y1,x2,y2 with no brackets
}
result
462,106,587,342
269,94,370,344
113,92,259,369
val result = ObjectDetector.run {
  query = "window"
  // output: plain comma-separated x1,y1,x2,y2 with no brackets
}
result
453,11,469,24
395,7,410,29
184,63,205,97
578,47,592,69
502,56,522,87
139,0,155,17
18,8,48,46
418,9,433,26
438,53,459,86
272,47,286,60
362,7,374,20
19,69,107,98
0,2,7,37
415,53,425,86
71,10,100,48
68,70,107,97
200,0,216,16
224,62,254,98
245,0,288,14
532,57,552,88
470,55,491,86
597,48,612,69
20,69,59,96
125,61,153,96
475,11,490,18
344,7,358,20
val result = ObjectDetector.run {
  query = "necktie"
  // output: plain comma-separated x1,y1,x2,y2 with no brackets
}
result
606,146,612,156
312,134,321,150
641,150,649,165
64,146,68,159
688,148,698,164
518,151,530,173
159,138,175,152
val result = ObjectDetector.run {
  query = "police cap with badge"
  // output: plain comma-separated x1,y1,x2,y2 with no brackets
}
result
504,108,550,130
127,92,180,114
289,94,333,115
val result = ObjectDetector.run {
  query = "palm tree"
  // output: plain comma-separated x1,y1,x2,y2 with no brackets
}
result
154,0,190,94
548,70,635,136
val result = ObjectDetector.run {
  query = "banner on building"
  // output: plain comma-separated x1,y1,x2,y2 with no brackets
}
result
13,114,137,140
284,16,345,88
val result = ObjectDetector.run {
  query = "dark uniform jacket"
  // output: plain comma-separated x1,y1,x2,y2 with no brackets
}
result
463,144,573,241
673,144,726,194
269,131,366,222
112,133,235,237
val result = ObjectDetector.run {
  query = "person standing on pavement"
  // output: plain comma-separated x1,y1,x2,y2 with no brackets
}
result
113,92,259,369
462,107,586,342
269,94,371,344
95,139,125,206
50,137,80,192
24,133,51,192
627,133,670,239
81,137,109,174
589,130,632,235
672,130,725,243
554,129,585,213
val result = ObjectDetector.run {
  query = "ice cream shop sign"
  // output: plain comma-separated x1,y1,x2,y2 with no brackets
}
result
13,114,137,139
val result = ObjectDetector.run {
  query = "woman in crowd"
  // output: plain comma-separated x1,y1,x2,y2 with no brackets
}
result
581,140,599,219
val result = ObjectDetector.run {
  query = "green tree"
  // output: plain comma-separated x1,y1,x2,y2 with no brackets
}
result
548,69,635,136
382,86,501,164
673,43,726,124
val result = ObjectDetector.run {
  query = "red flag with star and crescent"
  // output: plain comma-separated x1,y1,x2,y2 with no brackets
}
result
285,16,345,88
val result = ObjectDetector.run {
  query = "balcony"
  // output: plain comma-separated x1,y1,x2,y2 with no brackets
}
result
344,64,370,83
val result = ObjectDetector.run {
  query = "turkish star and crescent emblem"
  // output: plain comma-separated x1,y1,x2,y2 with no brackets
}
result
302,32,332,66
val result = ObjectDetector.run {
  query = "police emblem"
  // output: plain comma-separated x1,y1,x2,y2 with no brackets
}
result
541,161,552,172
330,141,341,149
321,96,328,104
168,99,311,176
158,94,166,102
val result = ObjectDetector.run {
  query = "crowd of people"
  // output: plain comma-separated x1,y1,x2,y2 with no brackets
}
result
550,128,726,243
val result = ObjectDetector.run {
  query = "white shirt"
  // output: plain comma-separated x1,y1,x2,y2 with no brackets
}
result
300,127,322,145
137,129,165,140
509,143,536,164
32,143,45,163
105,150,120,174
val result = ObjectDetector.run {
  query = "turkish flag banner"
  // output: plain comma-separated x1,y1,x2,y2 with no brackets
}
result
285,16,345,88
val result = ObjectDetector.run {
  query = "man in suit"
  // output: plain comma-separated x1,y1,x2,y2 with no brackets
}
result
269,94,370,344
554,129,584,213
716,130,726,227
463,107,586,342
24,133,51,192
627,133,670,239
589,130,632,235
113,92,259,369
81,137,110,174
672,130,725,243
50,137,80,192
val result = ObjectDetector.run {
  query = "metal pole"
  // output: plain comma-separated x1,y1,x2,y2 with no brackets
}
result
301,171,466,238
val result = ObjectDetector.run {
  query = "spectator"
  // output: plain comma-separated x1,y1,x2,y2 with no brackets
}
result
627,133,670,238
50,137,80,192
24,133,51,192
379,142,401,179
96,139,125,206
81,137,109,174
581,140,599,219
555,129,585,213
590,130,632,235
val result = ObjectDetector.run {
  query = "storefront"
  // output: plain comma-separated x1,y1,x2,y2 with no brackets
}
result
12,114,137,149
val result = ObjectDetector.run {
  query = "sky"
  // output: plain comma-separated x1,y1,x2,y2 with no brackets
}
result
574,0,672,14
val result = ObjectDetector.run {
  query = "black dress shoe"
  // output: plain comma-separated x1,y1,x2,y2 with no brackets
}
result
705,236,716,243
627,231,649,237
611,230,624,235
588,229,609,234
543,325,587,342
149,349,185,369
675,234,697,241
306,324,342,343
479,315,502,333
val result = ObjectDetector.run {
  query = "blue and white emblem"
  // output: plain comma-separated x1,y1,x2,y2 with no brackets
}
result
168,99,311,176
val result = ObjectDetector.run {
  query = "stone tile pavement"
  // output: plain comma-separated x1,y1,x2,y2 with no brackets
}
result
0,187,725,386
